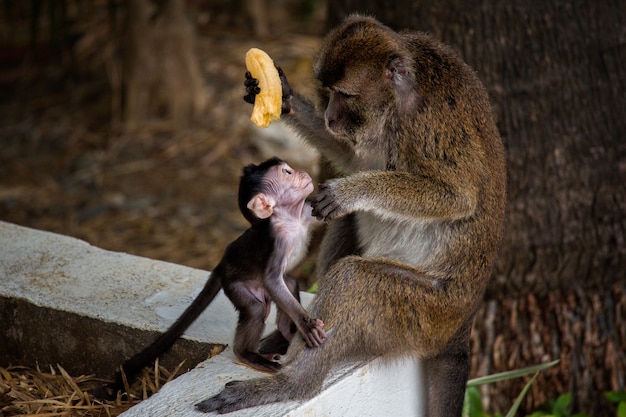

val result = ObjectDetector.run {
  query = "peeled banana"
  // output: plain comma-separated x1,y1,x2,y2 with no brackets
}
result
245,48,282,128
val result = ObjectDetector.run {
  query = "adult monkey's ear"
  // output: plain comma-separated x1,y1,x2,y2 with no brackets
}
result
385,55,423,115
247,193,276,219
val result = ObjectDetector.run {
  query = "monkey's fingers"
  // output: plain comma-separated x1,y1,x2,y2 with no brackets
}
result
243,73,260,104
245,48,283,128
303,318,326,347
195,392,235,413
244,73,260,92
312,182,348,221
195,396,224,413
311,328,327,346
196,381,255,414
244,71,256,84
304,333,324,347
311,197,341,221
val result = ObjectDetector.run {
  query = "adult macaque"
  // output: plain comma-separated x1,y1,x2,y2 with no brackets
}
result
197,15,506,417
112,157,325,393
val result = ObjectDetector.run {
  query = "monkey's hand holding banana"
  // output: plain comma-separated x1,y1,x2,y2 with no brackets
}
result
244,48,292,128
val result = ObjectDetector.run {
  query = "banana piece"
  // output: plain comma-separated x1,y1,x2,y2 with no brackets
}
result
245,48,283,128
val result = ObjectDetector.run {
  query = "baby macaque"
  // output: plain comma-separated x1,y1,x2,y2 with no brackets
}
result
111,157,325,393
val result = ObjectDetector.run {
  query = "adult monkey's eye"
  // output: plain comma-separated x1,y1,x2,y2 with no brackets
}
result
332,85,358,99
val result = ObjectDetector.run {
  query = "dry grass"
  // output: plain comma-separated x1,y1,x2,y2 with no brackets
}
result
0,361,186,417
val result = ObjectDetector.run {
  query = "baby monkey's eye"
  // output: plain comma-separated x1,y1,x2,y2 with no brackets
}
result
283,168,293,175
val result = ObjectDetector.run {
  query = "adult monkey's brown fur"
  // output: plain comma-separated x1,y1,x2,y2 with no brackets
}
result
198,15,506,416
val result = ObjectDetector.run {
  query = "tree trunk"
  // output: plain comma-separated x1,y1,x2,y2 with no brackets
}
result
328,1,625,415
122,0,207,127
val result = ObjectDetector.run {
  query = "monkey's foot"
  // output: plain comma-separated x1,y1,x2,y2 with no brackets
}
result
195,381,263,414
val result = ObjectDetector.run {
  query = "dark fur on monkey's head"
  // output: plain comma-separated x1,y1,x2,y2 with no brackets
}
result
238,156,283,225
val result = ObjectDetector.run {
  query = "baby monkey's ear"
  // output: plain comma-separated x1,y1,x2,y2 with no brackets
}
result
247,193,276,219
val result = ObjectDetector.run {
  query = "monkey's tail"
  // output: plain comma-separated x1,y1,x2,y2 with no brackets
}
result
111,272,222,394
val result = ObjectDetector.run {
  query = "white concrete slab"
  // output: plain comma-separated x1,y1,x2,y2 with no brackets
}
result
120,347,423,417
0,221,424,416
0,220,288,343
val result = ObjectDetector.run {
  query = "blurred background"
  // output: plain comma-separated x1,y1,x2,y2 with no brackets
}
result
0,0,624,415
0,0,326,274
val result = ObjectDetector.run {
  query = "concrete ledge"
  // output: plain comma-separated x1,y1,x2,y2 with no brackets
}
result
121,351,422,417
0,221,423,416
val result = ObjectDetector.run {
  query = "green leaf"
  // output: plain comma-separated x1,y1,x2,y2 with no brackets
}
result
552,393,571,415
468,360,560,386
463,386,484,417
505,371,540,417
617,401,626,417
606,391,626,404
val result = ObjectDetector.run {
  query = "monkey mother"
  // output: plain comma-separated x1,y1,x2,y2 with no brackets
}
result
197,14,506,417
